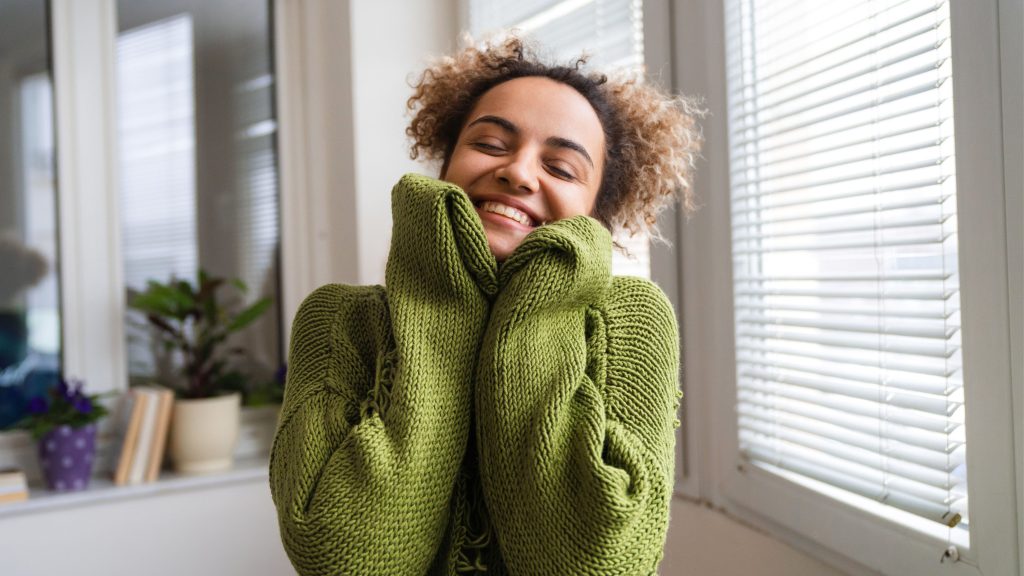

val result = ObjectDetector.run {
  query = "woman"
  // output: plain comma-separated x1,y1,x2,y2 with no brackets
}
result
269,36,701,575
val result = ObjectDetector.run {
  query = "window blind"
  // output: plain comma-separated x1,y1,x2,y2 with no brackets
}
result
117,14,198,292
725,0,966,532
467,0,650,277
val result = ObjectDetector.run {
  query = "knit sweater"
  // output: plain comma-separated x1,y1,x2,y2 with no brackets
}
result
269,174,682,575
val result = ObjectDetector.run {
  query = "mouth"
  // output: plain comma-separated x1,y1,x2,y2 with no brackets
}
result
474,200,539,228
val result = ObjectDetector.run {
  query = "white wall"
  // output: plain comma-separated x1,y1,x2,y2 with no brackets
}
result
0,478,292,576
349,0,458,285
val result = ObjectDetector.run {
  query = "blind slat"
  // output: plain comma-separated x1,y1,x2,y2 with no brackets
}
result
739,423,960,490
741,444,963,527
736,352,958,396
733,193,953,227
737,375,960,431
738,404,966,471
734,301,952,320
738,369,960,415
737,327,956,359
737,313,956,339
736,340,958,378
736,394,960,452
742,11,944,106
733,213,950,242
733,229,952,255
730,75,947,148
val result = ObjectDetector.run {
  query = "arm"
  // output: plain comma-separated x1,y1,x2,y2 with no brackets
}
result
476,217,680,576
269,175,497,575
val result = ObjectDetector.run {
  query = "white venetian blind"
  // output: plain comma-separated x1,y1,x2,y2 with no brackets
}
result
467,0,651,278
725,0,967,534
117,14,198,292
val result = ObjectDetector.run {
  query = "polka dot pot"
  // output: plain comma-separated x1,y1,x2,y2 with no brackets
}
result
37,423,97,492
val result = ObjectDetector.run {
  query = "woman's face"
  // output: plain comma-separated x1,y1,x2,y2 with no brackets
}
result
441,76,606,261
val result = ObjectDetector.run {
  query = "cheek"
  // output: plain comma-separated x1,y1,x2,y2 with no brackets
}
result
550,185,601,221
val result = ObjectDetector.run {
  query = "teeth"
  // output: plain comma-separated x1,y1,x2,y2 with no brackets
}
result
480,201,534,227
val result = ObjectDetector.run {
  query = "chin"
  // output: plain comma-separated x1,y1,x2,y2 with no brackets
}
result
485,229,522,262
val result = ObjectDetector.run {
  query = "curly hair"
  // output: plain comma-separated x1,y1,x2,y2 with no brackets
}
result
406,35,703,239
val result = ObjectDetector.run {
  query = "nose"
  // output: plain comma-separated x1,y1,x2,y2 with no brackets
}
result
495,151,539,193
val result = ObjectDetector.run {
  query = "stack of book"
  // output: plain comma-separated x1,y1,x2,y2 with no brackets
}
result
0,469,28,504
113,386,175,486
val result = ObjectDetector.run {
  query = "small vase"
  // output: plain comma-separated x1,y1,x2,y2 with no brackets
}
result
37,423,97,492
169,392,241,474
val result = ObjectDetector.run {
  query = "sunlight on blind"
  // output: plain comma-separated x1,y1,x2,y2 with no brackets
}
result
468,0,650,277
725,0,967,543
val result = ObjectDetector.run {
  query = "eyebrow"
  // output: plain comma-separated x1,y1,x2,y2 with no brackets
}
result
466,114,595,168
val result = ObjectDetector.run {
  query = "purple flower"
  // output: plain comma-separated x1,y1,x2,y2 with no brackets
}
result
57,379,71,400
27,396,48,415
73,396,93,414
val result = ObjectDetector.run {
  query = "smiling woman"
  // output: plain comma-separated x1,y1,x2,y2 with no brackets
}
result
442,76,606,260
269,35,702,576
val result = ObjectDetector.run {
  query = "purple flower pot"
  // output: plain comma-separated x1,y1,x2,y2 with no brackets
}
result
37,423,97,492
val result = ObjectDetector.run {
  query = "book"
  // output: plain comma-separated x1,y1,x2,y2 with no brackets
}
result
113,390,148,486
144,386,174,483
127,388,160,485
0,469,28,504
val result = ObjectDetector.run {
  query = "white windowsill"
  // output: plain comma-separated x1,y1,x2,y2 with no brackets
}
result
0,404,280,520
0,455,269,520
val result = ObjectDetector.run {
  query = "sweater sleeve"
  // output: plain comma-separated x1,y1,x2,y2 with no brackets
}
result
475,217,680,576
269,174,496,576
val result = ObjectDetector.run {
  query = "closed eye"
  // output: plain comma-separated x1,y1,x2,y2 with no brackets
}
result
472,141,506,153
546,163,576,181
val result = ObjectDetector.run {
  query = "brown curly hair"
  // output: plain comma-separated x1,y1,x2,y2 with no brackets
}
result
406,35,703,239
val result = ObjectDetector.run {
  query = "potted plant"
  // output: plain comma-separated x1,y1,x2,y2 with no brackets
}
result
128,269,271,473
16,378,110,492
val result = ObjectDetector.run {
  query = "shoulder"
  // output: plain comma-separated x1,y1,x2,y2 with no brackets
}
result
606,276,677,333
600,276,679,367
290,284,388,344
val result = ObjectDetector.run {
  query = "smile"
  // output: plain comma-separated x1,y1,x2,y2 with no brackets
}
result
478,201,535,227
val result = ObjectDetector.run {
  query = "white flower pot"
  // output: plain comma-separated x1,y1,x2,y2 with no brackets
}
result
168,392,241,474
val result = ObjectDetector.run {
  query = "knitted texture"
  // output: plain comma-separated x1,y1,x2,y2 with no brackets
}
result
270,174,680,575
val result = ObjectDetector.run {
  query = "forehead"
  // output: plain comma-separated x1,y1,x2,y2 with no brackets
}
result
467,76,605,150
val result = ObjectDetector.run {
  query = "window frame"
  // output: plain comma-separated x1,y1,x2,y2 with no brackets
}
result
671,0,1021,575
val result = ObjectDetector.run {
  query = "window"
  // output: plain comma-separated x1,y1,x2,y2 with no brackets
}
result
116,1,283,391
466,0,653,277
726,0,967,539
673,0,1020,574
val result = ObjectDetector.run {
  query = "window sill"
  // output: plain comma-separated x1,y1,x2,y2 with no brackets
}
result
0,455,269,520
0,403,280,519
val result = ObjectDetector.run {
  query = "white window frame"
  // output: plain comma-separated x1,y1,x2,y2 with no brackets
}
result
671,0,1022,575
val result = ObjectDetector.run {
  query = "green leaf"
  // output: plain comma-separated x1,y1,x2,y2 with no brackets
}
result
231,278,249,294
226,297,271,333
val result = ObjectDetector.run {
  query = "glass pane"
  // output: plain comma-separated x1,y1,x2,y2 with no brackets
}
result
116,1,282,401
0,0,62,430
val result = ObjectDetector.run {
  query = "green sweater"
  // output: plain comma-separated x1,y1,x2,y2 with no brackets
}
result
270,174,682,575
